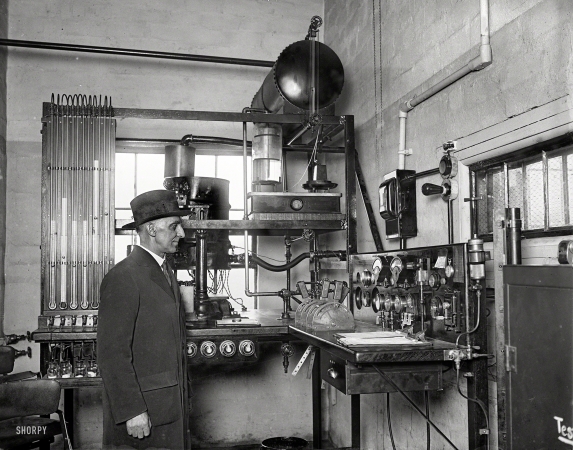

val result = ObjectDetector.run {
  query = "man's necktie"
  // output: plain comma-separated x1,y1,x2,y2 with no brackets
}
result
162,260,173,288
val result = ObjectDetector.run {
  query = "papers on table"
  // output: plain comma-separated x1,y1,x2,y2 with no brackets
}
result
334,331,428,347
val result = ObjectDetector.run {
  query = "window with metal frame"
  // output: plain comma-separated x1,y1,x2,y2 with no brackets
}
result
472,141,573,239
113,144,256,309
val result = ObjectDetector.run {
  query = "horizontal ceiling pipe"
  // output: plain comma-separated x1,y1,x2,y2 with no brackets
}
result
0,38,274,68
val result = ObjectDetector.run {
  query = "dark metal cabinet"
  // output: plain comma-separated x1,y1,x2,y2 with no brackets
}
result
503,265,573,449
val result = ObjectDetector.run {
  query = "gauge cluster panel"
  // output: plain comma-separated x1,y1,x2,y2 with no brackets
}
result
351,243,468,343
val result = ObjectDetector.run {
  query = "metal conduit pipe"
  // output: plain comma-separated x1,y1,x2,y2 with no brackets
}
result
0,38,274,68
250,253,310,272
180,134,251,147
397,0,492,170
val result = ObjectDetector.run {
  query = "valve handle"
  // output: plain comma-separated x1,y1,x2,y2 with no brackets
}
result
422,183,444,196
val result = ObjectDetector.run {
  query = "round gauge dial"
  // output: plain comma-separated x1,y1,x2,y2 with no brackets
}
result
290,198,304,211
405,293,414,309
362,270,373,287
445,265,455,278
393,295,405,313
363,290,372,307
384,294,393,312
430,296,443,318
390,257,403,285
355,288,363,310
372,289,381,313
428,272,440,288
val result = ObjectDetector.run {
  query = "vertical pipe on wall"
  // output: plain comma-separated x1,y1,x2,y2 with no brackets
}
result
397,0,492,169
0,3,6,341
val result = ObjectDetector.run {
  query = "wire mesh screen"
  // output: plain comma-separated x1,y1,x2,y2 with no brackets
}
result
473,144,573,236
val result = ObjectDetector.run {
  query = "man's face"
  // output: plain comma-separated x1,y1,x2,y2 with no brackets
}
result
151,216,185,255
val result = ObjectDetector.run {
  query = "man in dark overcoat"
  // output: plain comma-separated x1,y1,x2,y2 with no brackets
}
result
98,190,190,449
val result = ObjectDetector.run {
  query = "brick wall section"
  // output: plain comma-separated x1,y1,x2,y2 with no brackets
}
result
324,0,572,448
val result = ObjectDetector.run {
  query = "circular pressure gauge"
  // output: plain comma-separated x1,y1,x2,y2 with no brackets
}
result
362,270,373,287
428,272,441,288
372,289,381,313
405,293,414,309
355,288,363,310
445,265,455,278
390,257,403,285
393,295,405,313
384,294,393,312
363,290,372,308
290,198,304,211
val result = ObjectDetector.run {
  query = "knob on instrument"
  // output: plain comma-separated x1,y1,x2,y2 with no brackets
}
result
186,342,198,358
239,340,256,357
200,341,217,358
219,340,236,357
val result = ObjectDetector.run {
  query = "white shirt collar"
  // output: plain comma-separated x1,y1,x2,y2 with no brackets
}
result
136,244,164,267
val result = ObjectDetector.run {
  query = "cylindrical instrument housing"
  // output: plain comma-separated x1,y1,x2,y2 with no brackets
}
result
164,144,196,179
252,123,283,189
505,207,522,264
468,237,486,280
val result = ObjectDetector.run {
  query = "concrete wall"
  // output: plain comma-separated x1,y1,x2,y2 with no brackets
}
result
0,0,7,343
5,1,323,447
323,0,572,448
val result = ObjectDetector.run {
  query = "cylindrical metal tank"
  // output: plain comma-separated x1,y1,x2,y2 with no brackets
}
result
186,176,230,270
251,40,344,113
164,144,196,179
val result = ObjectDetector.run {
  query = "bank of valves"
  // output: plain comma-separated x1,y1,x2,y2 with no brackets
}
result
294,279,354,332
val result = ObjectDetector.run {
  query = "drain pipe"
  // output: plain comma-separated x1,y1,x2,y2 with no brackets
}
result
397,0,492,169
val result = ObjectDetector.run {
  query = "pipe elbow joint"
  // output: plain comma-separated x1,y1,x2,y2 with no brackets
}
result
480,44,492,66
180,134,194,145
399,103,412,114
469,45,492,71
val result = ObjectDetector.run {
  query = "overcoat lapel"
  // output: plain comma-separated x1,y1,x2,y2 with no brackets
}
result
130,246,175,299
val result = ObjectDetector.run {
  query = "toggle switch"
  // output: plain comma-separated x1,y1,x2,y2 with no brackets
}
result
327,367,339,379
422,180,458,200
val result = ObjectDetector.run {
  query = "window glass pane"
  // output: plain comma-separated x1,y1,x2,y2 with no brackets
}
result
115,234,137,264
195,155,216,177
548,156,565,227
229,210,245,220
217,155,249,210
525,161,544,229
115,153,135,208
136,154,165,195
115,209,133,220
475,170,490,235
507,165,523,211
491,169,505,230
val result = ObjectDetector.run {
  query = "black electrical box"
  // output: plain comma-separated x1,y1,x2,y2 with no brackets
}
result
378,170,417,239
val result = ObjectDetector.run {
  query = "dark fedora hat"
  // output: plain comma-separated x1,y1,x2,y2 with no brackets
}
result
122,190,190,229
